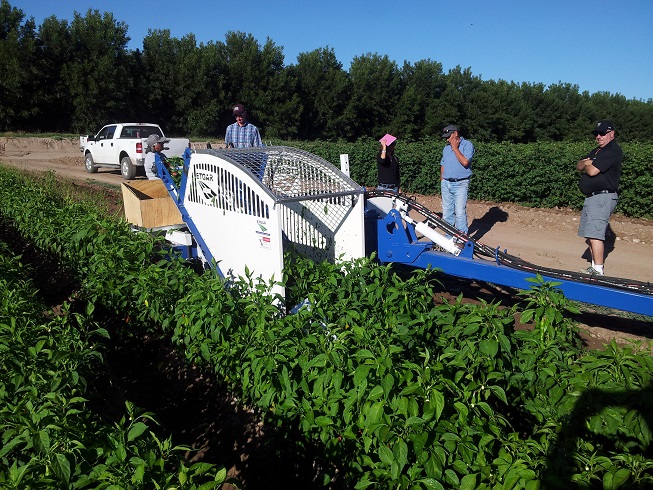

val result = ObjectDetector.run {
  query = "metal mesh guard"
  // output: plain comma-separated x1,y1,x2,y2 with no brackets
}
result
196,146,362,202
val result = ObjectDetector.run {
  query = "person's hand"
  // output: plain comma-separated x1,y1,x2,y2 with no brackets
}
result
449,134,460,150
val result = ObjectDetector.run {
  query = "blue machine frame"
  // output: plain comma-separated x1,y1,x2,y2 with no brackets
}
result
154,149,224,277
374,208,653,317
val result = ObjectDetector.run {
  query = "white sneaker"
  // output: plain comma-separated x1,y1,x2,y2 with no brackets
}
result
580,266,604,276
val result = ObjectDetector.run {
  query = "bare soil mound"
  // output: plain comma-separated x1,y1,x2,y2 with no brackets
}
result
0,136,79,154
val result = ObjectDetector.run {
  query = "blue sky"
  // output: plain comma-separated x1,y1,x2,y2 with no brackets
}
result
14,0,653,101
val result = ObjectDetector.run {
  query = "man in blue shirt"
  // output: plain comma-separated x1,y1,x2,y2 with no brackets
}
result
440,124,475,236
225,104,263,148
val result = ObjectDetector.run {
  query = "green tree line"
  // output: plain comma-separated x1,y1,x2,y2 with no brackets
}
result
2,1,652,142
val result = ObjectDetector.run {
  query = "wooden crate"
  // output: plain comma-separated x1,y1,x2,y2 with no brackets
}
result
121,180,183,229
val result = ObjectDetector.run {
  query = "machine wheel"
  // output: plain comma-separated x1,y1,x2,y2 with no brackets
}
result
121,156,136,180
84,153,97,173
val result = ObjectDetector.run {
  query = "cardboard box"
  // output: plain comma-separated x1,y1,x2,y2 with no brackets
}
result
121,180,183,228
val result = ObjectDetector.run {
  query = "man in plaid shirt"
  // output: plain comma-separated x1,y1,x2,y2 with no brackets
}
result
225,104,263,148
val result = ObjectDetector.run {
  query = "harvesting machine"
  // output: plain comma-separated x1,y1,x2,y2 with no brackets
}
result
130,145,653,317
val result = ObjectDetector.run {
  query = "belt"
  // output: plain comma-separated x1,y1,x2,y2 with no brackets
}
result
588,189,617,197
378,183,398,188
444,176,470,182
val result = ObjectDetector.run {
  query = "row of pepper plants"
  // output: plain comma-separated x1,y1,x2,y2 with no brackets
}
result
0,166,652,489
0,240,232,488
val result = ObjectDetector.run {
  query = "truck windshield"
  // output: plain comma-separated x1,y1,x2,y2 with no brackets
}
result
120,126,164,139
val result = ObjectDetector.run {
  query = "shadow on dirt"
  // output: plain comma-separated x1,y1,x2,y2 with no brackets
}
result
468,205,510,241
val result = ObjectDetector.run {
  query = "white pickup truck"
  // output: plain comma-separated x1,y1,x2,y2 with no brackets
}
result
81,123,171,180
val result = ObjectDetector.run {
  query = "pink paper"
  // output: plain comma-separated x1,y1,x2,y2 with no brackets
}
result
379,133,397,145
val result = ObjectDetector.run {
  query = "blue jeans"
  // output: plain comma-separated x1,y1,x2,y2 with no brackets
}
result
441,179,469,234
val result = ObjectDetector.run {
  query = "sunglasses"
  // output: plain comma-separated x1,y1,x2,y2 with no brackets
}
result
594,130,612,137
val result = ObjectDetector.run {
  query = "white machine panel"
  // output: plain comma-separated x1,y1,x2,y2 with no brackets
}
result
181,147,365,299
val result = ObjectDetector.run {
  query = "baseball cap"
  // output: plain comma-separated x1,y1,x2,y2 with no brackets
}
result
379,133,397,146
442,124,459,138
591,120,615,135
146,134,171,147
232,104,247,116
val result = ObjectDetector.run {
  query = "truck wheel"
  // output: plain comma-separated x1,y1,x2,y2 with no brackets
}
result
84,153,97,173
121,156,137,180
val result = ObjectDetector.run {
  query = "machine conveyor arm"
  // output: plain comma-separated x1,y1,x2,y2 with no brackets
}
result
366,190,653,317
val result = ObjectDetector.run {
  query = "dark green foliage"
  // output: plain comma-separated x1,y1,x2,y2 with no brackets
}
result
65,9,133,132
1,166,652,488
291,47,353,141
617,143,653,218
0,1,38,130
0,241,231,488
346,54,402,139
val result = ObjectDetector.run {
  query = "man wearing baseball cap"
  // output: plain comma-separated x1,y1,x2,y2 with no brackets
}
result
440,124,475,238
225,103,263,148
576,119,623,276
144,134,171,180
